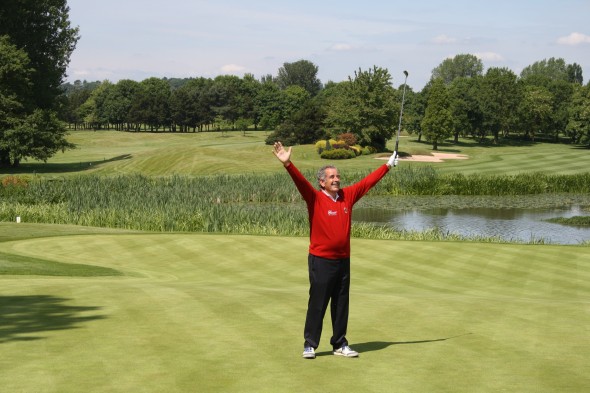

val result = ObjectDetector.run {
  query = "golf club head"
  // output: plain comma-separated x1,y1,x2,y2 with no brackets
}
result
403,70,408,77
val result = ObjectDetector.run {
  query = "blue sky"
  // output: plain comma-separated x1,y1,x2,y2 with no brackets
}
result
66,0,590,90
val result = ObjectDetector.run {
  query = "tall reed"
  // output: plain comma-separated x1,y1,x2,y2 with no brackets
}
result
1,169,589,242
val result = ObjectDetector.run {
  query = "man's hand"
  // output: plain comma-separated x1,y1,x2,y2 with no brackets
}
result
273,141,292,166
387,152,399,168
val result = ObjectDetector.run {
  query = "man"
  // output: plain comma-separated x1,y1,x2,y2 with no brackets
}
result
272,141,398,359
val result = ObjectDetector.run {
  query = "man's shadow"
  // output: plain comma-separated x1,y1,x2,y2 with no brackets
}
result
316,334,472,356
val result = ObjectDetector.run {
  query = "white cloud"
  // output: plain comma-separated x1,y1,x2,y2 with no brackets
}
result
329,43,353,51
432,34,457,44
72,69,90,77
475,52,504,62
220,64,246,73
557,32,590,45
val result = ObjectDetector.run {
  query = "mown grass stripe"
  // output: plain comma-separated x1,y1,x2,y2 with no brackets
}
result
0,251,123,277
353,241,590,302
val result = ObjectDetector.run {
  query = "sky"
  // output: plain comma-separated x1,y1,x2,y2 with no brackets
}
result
65,0,590,90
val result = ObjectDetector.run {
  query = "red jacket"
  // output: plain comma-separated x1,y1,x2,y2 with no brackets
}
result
285,162,390,259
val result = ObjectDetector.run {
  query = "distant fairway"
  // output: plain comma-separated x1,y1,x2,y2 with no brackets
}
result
1,224,589,392
5,130,590,177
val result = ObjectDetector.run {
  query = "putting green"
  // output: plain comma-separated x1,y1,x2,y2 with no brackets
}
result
1,232,589,392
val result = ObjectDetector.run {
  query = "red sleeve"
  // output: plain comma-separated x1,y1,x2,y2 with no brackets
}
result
285,163,317,205
345,164,390,204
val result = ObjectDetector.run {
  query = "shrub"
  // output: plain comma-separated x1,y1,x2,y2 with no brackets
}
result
350,145,362,156
315,140,325,154
0,176,30,199
315,139,346,154
331,143,348,150
320,148,356,160
337,133,357,146
361,146,377,155
1,175,29,188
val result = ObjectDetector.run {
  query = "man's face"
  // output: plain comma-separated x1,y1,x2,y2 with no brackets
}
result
320,168,340,195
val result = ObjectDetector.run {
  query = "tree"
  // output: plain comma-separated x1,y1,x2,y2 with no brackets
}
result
431,54,483,85
567,63,584,85
170,85,192,132
420,78,453,150
59,80,101,129
409,84,431,142
90,80,114,129
566,84,590,145
519,60,576,141
255,79,285,130
478,67,520,144
518,85,553,141
0,1,79,166
61,87,91,129
0,36,32,112
448,77,482,143
520,58,569,83
325,66,397,151
276,59,322,96
545,80,574,142
0,36,33,166
239,74,261,130
209,75,244,130
131,78,171,131
0,0,79,110
111,80,141,131
283,85,311,120
265,97,327,146
1,109,73,166
170,77,215,132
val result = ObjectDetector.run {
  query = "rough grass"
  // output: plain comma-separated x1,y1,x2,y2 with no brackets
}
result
0,224,588,392
545,216,590,226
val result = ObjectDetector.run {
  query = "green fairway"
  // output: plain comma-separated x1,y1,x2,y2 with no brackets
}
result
1,224,589,392
5,130,590,177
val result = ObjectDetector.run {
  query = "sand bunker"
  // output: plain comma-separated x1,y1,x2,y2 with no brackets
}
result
377,153,469,163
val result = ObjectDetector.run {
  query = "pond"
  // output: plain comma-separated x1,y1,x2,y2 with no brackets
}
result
353,205,590,245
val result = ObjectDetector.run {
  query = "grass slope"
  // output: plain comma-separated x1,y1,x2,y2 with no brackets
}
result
0,223,133,276
0,225,588,392
0,251,122,276
3,130,589,177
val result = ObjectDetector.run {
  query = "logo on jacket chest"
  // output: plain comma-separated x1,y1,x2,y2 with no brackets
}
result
327,207,348,216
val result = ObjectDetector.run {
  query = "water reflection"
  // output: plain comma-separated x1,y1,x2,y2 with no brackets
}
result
353,206,590,244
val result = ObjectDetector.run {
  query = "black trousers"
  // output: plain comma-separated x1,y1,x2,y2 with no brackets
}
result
304,254,350,350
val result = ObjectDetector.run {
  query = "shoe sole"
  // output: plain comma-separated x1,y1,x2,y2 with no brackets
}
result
302,354,316,359
333,352,359,357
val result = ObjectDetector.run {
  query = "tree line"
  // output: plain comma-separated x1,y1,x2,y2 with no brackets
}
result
1,1,589,168
60,55,590,153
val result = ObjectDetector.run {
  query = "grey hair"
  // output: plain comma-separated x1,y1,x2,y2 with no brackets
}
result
317,165,338,188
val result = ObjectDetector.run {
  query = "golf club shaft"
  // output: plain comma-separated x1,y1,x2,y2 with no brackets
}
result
394,70,409,158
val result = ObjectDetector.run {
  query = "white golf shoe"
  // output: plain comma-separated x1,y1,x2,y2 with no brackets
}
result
302,346,316,359
333,345,359,357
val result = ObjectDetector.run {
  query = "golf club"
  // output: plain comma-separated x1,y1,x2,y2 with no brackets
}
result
394,70,409,159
